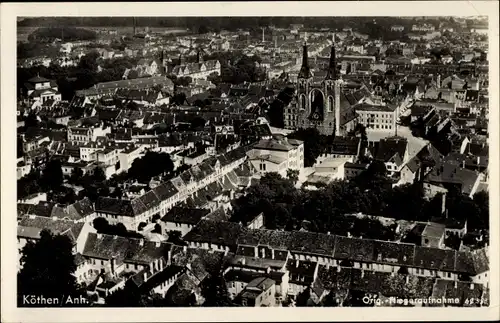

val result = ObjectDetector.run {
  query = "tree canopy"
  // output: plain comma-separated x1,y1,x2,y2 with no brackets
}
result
231,171,489,237
201,272,234,307
128,151,175,183
288,128,332,167
18,230,87,307
28,27,97,42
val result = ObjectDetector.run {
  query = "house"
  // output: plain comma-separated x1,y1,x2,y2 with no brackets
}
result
17,215,95,255
372,136,409,176
398,143,443,185
171,59,221,80
423,161,481,198
184,220,244,252
17,198,95,223
421,223,446,249
17,160,32,179
286,259,319,297
160,207,211,237
118,145,145,173
23,75,62,104
235,277,276,307
94,194,161,231
135,58,162,77
355,103,398,131
22,135,51,153
115,89,169,107
344,162,369,180
67,124,111,144
246,136,304,177
308,158,347,183
325,136,361,162
81,232,171,285
75,76,175,99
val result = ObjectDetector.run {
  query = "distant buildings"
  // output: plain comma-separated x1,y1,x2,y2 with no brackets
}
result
170,55,221,80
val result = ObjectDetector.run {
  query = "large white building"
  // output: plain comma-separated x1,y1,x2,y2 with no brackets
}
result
355,103,398,131
23,75,62,104
247,136,304,178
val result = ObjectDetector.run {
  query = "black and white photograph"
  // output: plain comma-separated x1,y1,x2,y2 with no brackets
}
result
1,1,499,321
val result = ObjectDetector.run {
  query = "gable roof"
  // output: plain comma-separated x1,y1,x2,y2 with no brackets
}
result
82,232,171,265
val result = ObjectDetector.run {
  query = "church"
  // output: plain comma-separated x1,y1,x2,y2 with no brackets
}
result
284,41,359,136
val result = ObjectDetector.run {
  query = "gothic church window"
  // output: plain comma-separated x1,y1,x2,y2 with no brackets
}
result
328,96,334,112
300,95,306,110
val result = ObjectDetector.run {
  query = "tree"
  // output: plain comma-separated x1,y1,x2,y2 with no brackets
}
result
286,169,300,185
321,291,340,307
78,51,100,73
90,167,106,183
153,223,162,234
18,169,42,199
167,231,186,246
111,186,123,198
56,189,77,205
138,222,147,231
128,151,175,183
295,288,312,307
190,116,206,130
93,217,109,232
105,280,153,307
288,128,330,167
18,230,86,306
69,168,84,184
128,69,139,79
171,92,187,106
40,159,64,192
174,77,192,87
25,112,40,128
201,272,234,307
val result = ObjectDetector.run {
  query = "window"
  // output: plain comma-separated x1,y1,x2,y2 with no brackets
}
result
328,96,334,112
300,95,306,110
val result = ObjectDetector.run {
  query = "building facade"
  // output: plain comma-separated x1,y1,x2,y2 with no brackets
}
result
286,43,342,136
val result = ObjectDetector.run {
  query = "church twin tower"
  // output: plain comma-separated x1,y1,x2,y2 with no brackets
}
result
294,40,342,136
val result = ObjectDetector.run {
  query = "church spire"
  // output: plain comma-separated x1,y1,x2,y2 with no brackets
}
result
325,35,338,80
298,41,311,79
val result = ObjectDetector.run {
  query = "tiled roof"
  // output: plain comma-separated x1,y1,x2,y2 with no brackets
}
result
152,181,178,201
95,197,147,217
424,161,481,195
18,215,85,244
82,232,171,265
184,220,244,250
161,206,210,225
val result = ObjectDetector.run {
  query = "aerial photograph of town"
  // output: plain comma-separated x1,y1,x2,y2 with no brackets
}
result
15,16,490,308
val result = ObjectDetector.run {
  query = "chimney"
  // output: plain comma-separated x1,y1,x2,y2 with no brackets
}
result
110,256,117,275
